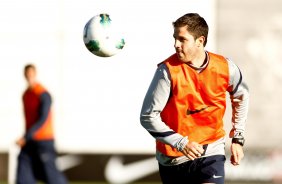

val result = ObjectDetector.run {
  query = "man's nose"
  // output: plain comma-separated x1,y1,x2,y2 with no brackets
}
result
174,39,180,48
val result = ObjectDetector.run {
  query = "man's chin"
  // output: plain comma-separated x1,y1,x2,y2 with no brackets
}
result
176,52,182,58
176,53,185,61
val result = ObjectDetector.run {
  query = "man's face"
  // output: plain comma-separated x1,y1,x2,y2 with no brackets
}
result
24,67,37,87
173,26,202,62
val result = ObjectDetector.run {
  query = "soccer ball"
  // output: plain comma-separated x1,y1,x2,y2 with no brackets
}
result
83,13,125,57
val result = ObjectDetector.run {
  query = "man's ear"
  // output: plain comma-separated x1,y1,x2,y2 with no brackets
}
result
196,36,205,47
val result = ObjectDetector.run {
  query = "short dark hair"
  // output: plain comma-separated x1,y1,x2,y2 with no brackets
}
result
173,13,209,46
24,64,36,74
24,64,36,72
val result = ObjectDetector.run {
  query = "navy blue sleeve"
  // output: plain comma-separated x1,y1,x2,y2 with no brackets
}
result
24,92,52,141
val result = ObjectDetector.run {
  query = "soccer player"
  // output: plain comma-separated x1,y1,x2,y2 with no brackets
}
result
140,13,249,184
16,64,68,184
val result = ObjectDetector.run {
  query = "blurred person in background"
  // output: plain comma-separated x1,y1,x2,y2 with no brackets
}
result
140,13,249,184
16,64,68,184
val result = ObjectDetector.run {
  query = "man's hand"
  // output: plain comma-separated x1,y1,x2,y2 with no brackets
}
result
16,137,26,148
181,141,204,160
230,143,244,166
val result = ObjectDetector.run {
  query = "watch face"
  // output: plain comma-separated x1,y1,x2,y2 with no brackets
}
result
232,138,245,146
239,139,245,146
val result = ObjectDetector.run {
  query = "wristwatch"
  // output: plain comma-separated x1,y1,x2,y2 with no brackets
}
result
232,133,245,146
232,137,245,146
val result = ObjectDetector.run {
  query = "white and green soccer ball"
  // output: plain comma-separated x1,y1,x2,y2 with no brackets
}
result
83,13,125,57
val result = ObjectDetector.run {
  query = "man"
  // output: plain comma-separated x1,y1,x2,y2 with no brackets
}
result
140,13,249,184
16,64,68,184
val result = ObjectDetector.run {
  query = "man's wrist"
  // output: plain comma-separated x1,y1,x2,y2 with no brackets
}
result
176,136,188,151
232,132,245,146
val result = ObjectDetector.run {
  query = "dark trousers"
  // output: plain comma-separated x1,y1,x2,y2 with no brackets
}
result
159,155,226,184
16,140,68,184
